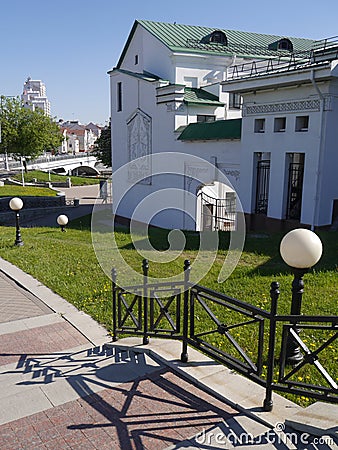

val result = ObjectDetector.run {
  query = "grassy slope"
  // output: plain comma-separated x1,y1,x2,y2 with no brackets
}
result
0,185,57,197
0,218,336,406
11,170,101,186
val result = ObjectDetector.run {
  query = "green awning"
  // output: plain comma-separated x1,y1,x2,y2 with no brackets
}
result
178,118,241,141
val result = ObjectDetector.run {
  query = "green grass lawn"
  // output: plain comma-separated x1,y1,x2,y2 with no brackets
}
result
0,217,336,406
11,170,102,186
0,185,57,197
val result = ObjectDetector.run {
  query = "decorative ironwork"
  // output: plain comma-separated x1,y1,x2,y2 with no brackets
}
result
255,159,270,214
225,45,338,83
150,290,181,334
189,285,266,378
198,191,236,231
286,159,304,220
276,320,338,402
112,260,338,410
245,100,320,116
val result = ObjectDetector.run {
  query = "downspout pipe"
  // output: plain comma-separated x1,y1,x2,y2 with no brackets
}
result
310,69,325,230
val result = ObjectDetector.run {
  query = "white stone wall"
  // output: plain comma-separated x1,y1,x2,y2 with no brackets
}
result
237,71,338,227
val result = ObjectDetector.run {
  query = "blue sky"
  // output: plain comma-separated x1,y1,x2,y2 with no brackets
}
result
2,0,337,125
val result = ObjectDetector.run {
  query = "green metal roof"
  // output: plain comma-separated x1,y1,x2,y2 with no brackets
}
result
184,87,224,106
116,20,316,69
111,68,167,82
138,20,315,57
178,119,242,141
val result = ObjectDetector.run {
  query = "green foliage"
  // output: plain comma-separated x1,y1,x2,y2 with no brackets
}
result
0,96,63,159
94,121,111,167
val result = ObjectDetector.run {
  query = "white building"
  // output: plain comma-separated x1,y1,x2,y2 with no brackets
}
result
109,20,336,231
223,40,338,230
22,77,51,116
58,120,98,154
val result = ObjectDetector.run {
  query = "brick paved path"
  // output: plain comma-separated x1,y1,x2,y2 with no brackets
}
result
0,367,237,450
0,267,239,449
0,321,89,366
0,271,52,323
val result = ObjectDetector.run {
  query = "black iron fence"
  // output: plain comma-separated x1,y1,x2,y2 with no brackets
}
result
198,191,236,231
112,260,338,411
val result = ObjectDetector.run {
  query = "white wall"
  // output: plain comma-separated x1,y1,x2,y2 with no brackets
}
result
238,76,338,227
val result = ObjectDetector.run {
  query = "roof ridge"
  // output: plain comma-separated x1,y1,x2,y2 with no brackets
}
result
137,19,316,43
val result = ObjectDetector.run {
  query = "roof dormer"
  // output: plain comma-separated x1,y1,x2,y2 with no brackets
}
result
209,30,228,45
269,38,294,52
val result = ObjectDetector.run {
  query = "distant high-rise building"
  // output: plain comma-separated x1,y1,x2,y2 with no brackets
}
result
21,77,51,116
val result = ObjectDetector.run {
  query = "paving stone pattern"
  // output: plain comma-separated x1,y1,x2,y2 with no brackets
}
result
0,367,237,450
0,321,89,366
0,271,52,323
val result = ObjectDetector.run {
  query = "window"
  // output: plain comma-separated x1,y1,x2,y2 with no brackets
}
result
209,30,227,45
274,117,286,132
197,115,216,123
277,38,293,52
135,54,139,65
229,93,242,109
117,82,122,112
254,118,265,133
295,115,309,132
268,38,293,52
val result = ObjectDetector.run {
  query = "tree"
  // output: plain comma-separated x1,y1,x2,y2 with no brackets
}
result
94,120,111,167
0,96,63,160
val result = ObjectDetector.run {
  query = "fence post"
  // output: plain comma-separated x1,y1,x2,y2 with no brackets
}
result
263,281,279,411
142,259,149,345
181,260,191,363
112,268,118,342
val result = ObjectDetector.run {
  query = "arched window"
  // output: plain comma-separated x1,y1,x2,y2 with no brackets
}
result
209,30,227,45
277,38,293,52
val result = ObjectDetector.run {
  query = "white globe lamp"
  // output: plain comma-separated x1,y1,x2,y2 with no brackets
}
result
57,214,69,232
9,197,23,212
280,228,323,365
9,197,24,246
280,228,322,269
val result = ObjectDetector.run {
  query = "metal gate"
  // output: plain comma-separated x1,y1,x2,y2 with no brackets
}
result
199,191,236,231
286,161,304,220
255,159,270,214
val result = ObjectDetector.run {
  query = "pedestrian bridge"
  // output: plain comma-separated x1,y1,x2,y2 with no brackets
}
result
5,153,100,176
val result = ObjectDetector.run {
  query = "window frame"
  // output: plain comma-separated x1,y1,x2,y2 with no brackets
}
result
274,117,286,133
229,93,243,110
295,115,309,132
117,82,122,112
197,115,216,123
254,118,266,133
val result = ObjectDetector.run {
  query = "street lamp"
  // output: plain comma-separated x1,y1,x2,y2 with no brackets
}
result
280,228,323,365
9,197,24,246
57,214,68,232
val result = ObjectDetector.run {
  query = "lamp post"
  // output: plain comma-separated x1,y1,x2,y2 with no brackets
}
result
280,228,323,365
9,197,24,246
57,214,68,232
